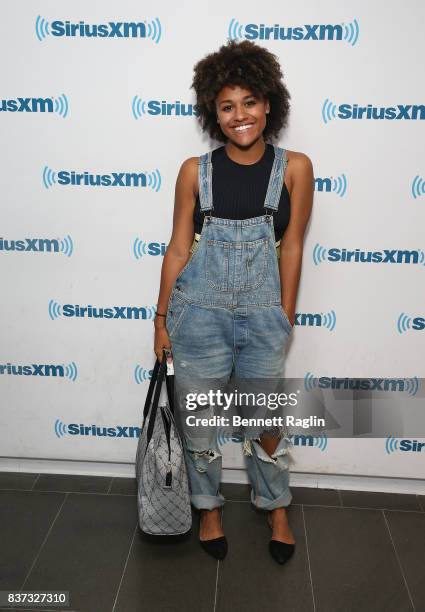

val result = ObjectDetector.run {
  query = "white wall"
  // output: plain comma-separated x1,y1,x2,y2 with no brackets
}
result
1,0,424,482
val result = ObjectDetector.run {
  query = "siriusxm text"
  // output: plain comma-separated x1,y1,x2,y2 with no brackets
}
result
1,97,54,113
327,248,423,264
244,23,344,41
334,104,424,120
50,21,149,38
398,440,425,452
1,363,65,376
0,238,59,252
61,305,152,319
142,100,198,116
317,377,416,391
56,171,148,187
410,317,425,330
66,424,141,437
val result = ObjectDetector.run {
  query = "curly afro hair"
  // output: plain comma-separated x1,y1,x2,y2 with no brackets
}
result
191,39,291,143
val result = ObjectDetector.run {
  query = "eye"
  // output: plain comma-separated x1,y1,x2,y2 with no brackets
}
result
222,105,232,112
245,99,256,106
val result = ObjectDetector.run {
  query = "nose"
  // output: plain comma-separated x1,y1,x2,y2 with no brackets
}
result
234,103,248,122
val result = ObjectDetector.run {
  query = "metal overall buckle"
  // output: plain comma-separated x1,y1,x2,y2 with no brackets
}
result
204,209,213,223
264,207,273,222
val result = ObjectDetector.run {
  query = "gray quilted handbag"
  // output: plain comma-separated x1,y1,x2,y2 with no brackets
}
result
135,350,192,535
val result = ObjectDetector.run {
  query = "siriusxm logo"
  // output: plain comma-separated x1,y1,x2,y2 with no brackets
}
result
134,366,154,384
305,373,419,396
322,99,425,123
0,94,69,117
48,300,156,321
42,166,161,191
132,96,198,119
313,244,425,266
315,174,347,197
385,435,425,454
217,429,244,445
295,311,336,330
0,235,73,257
55,420,141,438
291,433,328,451
133,238,167,259
412,176,425,199
1,361,77,381
36,16,161,43
228,18,359,45
397,313,425,333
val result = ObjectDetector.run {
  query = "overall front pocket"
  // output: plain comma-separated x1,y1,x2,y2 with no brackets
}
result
166,291,189,338
278,305,294,335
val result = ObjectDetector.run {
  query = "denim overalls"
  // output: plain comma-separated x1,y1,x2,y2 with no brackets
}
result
166,145,294,512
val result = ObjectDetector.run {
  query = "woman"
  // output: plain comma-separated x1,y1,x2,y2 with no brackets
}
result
154,40,313,564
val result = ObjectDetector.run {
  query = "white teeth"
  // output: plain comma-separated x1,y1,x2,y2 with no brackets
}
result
234,124,252,132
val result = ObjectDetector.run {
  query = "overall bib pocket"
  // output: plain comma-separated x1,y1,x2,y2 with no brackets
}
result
206,237,269,292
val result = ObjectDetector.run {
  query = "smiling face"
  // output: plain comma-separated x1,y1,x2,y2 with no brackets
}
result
215,84,270,147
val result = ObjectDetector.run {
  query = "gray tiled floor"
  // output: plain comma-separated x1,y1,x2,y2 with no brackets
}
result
0,471,423,612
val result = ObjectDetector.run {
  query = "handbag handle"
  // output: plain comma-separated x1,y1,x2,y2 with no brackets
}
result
142,350,175,423
142,349,175,454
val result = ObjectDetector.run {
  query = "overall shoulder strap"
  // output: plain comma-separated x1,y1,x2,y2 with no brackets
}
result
198,151,213,212
263,145,288,212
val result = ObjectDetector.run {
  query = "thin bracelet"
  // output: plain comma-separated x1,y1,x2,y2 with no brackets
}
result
155,312,167,317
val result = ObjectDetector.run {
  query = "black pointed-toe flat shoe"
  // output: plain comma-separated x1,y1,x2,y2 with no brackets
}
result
199,535,228,560
267,512,295,565
198,509,228,560
268,539,295,565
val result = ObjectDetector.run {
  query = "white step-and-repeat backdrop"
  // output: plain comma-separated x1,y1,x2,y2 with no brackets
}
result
1,1,424,481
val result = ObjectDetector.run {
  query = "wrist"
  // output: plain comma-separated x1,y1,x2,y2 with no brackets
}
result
282,303,295,324
154,312,167,329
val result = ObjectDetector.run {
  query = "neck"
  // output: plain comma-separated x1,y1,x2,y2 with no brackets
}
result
224,138,266,166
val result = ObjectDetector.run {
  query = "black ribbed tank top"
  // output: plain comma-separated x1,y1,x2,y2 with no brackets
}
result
193,143,290,241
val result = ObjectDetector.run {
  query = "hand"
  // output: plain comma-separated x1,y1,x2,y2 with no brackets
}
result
154,325,172,362
283,306,295,328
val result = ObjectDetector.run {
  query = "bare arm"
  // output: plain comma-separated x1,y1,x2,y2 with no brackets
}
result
154,156,198,334
279,152,314,325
